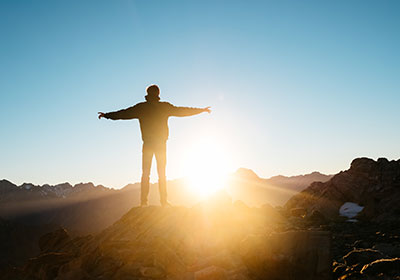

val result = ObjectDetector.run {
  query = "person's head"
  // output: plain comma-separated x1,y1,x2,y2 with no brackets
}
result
145,84,160,102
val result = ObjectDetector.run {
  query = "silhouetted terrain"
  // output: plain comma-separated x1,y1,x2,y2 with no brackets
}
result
0,181,140,234
0,218,58,268
2,158,400,279
285,157,400,279
0,170,331,271
2,199,332,280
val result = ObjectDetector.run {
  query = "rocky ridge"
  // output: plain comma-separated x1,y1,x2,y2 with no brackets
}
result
0,169,331,233
285,157,400,279
3,195,332,280
285,157,400,223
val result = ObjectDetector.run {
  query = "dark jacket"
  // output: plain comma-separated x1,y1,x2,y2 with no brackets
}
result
104,101,204,142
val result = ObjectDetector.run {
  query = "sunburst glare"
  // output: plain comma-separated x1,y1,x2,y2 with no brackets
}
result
182,137,233,198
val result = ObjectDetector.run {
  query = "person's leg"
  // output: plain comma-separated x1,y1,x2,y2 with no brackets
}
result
155,142,168,205
141,142,153,205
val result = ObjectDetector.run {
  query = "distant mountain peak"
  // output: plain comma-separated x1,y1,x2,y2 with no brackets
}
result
20,183,36,190
0,179,17,193
233,168,260,180
72,182,96,192
310,171,323,175
269,171,329,180
0,179,15,185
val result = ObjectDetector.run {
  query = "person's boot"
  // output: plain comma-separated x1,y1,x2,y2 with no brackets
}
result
141,176,150,207
161,201,172,207
158,178,171,207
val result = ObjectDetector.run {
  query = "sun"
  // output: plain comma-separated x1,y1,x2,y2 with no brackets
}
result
182,137,233,198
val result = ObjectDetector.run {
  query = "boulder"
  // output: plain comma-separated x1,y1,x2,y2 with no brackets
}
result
351,240,370,249
308,210,328,224
372,243,400,258
290,208,307,218
332,262,346,279
39,228,71,253
361,258,400,277
154,243,186,277
111,263,141,279
140,266,165,278
343,249,386,267
194,265,227,280
240,230,331,280
23,252,74,280
55,257,87,280
188,252,241,272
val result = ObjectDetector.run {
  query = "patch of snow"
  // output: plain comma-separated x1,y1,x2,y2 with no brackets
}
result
51,184,73,197
24,184,32,190
339,202,364,219
347,219,359,223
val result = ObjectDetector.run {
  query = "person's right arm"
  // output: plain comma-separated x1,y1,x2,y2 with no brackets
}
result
98,104,141,120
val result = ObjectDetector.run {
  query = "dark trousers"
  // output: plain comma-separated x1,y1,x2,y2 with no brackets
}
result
141,141,167,204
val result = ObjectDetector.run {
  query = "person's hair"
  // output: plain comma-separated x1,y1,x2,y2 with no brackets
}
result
146,84,160,96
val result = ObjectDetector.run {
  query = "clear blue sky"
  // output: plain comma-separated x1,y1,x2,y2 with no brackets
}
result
1,0,399,188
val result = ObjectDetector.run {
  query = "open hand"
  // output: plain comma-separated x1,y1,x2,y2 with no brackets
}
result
203,106,211,113
98,112,105,119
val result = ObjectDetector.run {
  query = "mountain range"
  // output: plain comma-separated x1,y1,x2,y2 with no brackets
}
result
0,169,332,234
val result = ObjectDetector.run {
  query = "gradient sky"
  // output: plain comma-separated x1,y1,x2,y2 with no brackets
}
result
1,0,399,188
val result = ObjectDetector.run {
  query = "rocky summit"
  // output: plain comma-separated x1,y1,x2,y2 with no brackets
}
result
285,157,400,223
2,195,332,280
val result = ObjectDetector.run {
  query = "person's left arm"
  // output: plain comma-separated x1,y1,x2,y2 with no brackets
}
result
168,104,211,117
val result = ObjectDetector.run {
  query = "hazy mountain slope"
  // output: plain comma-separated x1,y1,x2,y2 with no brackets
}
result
0,169,331,235
0,181,140,234
227,169,332,206
266,171,332,192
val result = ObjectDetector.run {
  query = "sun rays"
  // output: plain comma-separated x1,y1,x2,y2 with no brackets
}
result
182,137,233,198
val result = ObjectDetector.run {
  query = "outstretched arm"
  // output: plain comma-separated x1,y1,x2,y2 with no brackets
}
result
98,105,140,120
169,105,211,117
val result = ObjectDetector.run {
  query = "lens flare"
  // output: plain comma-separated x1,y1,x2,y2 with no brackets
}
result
182,137,232,198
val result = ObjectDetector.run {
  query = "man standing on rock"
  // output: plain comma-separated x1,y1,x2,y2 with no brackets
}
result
98,85,211,207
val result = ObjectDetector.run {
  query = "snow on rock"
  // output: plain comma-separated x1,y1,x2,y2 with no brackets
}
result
339,202,364,220
42,183,73,197
23,184,33,190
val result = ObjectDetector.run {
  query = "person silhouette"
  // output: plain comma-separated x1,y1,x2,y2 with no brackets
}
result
98,85,211,207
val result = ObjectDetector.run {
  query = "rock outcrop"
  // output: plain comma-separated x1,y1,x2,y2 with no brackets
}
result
285,157,400,223
0,218,58,269
284,157,400,279
3,200,332,280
